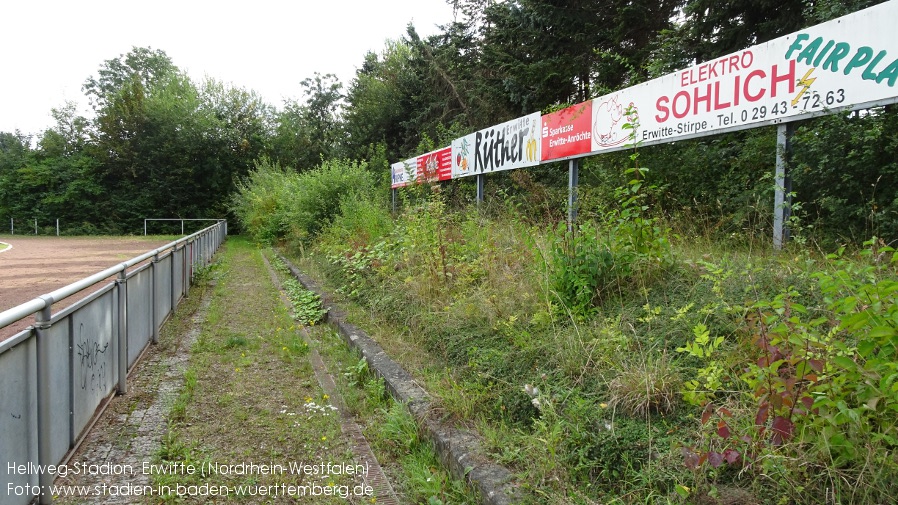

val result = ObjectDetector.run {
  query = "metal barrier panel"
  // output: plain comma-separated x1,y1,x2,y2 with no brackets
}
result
0,222,226,504
126,265,153,366
70,288,116,433
41,320,73,466
172,248,184,303
0,332,38,505
157,254,173,326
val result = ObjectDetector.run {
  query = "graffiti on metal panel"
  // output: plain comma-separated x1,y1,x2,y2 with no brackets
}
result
76,322,108,392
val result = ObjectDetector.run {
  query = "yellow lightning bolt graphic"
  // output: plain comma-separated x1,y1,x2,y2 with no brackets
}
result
792,68,817,107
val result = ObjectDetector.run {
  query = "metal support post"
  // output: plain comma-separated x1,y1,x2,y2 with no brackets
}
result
476,174,485,206
56,219,59,236
35,298,54,504
391,188,397,213
568,159,579,231
116,269,128,395
773,123,795,250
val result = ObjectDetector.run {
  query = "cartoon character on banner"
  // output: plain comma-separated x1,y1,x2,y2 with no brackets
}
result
593,95,637,148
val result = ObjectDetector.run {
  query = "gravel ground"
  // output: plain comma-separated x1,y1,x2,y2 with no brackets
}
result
0,236,170,340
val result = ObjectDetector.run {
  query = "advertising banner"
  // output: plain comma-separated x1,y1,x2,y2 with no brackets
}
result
395,2,898,181
541,102,593,161
451,133,475,179
452,112,542,178
390,157,417,189
417,147,453,182
589,0,898,154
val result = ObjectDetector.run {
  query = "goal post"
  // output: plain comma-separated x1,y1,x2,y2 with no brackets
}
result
144,218,226,236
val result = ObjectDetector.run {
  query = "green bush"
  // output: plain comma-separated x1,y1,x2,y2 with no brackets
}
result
229,157,295,243
549,167,674,319
677,238,898,504
231,157,377,244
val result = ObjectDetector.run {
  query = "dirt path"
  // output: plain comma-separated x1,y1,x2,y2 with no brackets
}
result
51,238,392,504
54,274,214,504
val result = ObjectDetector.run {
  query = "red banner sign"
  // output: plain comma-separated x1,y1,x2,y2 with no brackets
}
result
417,147,452,182
541,102,593,161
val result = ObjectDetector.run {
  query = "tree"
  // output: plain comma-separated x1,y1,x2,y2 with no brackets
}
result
342,41,421,161
0,131,33,222
83,47,177,111
675,0,806,62
271,73,343,171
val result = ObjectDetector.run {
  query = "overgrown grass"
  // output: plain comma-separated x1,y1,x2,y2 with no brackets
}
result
308,325,480,504
152,237,360,504
266,250,479,503
237,160,898,504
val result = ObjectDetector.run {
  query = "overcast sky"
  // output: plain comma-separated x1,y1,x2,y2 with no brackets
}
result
0,0,456,137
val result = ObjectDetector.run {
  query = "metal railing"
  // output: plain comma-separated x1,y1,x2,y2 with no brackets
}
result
0,221,227,505
143,218,227,236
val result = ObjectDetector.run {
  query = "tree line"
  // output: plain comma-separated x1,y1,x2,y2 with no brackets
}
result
1,0,894,242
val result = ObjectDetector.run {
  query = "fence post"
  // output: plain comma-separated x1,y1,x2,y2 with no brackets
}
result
116,269,128,395
35,297,54,504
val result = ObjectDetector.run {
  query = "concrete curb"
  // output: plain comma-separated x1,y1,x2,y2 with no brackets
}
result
275,253,523,505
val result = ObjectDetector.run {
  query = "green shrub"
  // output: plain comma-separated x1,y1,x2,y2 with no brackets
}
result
677,238,898,504
548,167,674,319
231,157,377,244
229,157,296,243
281,158,376,242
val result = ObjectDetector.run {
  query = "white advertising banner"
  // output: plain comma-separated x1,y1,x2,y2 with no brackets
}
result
451,133,476,179
451,112,542,179
393,2,898,182
390,157,418,188
590,0,898,153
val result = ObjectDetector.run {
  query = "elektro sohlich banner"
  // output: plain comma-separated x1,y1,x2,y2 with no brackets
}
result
589,0,898,153
452,112,541,178
417,147,453,182
390,157,417,189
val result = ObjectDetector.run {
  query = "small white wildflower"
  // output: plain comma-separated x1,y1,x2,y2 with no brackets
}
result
531,397,541,409
523,384,540,398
